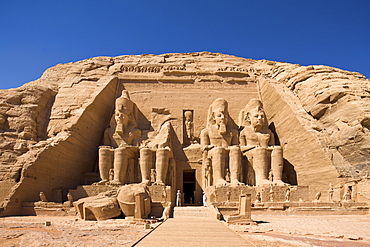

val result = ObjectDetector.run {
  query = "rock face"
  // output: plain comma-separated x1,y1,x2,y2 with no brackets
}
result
0,52,369,215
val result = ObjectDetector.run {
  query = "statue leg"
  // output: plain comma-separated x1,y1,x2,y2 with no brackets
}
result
253,147,271,186
212,147,227,186
154,148,170,186
111,147,128,185
97,146,113,185
271,146,285,185
229,146,244,186
139,147,152,185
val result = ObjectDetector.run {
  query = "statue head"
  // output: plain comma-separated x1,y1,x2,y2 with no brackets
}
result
119,91,134,115
184,111,193,121
207,98,229,134
247,108,266,129
115,90,136,134
240,99,267,131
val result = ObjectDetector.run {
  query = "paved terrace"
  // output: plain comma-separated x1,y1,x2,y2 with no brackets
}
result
134,217,254,247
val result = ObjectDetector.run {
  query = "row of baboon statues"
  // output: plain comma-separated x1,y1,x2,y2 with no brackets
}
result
96,91,287,187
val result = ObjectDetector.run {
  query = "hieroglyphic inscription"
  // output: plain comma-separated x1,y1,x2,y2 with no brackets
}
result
217,67,249,72
120,64,186,73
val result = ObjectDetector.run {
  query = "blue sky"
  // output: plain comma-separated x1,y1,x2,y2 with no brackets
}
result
1,1,369,89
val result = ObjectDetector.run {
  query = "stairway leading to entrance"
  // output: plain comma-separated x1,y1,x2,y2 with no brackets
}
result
173,206,214,219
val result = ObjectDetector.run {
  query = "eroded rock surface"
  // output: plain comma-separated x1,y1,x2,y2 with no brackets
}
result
0,52,369,215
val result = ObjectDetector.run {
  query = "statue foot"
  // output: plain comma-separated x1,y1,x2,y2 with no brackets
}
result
257,179,273,186
141,179,151,186
93,180,109,185
109,180,122,186
230,181,244,186
215,179,228,187
154,181,165,186
273,180,287,186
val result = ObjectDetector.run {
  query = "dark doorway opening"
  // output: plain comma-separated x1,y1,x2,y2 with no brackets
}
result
183,169,195,204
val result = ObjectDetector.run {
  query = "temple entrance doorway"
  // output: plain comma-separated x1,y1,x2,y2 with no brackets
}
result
183,169,196,205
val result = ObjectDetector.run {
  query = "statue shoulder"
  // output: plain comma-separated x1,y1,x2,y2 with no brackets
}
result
200,128,209,136
241,126,253,134
266,128,274,136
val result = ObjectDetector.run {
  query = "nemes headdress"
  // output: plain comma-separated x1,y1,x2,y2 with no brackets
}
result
207,98,229,128
238,98,264,127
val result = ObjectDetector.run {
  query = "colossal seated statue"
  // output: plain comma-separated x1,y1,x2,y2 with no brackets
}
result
239,99,285,186
97,92,174,187
200,98,243,186
98,90,141,185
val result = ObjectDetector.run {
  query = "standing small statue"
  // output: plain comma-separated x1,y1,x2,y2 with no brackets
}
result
109,168,114,182
67,192,74,205
328,183,334,202
342,185,351,201
268,170,273,181
39,192,48,202
205,162,212,187
159,202,172,221
225,168,231,183
226,190,231,203
255,191,262,204
285,188,291,202
150,169,157,183
184,111,195,145
176,190,182,207
269,187,274,202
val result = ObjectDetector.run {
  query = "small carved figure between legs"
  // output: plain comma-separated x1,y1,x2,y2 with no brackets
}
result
285,188,291,202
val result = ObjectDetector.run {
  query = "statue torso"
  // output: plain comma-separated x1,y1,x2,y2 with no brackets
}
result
242,126,271,148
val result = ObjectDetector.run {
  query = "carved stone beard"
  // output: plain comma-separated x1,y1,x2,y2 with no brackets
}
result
116,115,128,135
218,122,227,135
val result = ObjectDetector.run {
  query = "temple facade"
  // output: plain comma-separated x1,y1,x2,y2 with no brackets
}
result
0,52,369,216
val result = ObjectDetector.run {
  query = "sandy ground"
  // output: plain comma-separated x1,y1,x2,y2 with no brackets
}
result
0,216,152,247
0,214,369,246
229,215,370,247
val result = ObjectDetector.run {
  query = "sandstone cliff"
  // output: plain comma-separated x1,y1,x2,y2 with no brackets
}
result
0,52,369,215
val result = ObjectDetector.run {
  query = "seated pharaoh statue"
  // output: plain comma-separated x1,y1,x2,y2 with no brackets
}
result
96,90,174,187
200,98,243,187
239,99,285,186
139,109,174,186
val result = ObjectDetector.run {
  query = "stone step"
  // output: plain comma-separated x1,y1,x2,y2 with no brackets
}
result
173,206,214,218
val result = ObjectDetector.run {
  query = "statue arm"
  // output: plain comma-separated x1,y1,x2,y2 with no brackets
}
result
239,130,246,146
239,128,255,152
268,129,276,146
231,129,239,146
200,129,213,150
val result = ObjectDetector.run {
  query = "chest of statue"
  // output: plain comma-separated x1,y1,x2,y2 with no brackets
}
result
209,127,233,147
245,129,270,148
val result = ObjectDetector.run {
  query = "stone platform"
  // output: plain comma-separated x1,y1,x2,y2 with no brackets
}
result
205,184,309,205
217,201,369,217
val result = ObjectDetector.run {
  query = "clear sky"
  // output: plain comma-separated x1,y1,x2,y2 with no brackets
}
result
1,1,369,89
